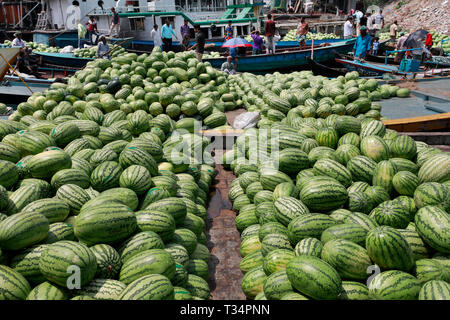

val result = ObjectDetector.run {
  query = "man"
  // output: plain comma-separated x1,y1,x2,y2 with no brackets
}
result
366,12,374,36
353,26,371,61
372,10,384,36
151,24,162,49
221,56,237,75
354,9,363,36
109,7,120,37
288,6,295,14
224,20,233,41
297,17,309,50
264,14,276,55
390,20,398,43
394,31,408,63
188,25,205,62
251,29,263,55
96,36,111,59
13,49,40,78
180,19,190,51
12,32,26,48
161,19,178,52
85,16,98,45
343,16,354,39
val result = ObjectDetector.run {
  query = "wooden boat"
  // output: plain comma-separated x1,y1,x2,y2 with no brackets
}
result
335,58,409,76
132,37,356,52
203,39,356,73
306,57,347,77
34,52,93,68
366,53,399,65
0,75,56,104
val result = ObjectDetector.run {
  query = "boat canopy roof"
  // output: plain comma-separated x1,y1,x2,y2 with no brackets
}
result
117,12,258,26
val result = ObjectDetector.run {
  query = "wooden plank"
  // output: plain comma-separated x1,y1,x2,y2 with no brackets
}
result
383,112,450,132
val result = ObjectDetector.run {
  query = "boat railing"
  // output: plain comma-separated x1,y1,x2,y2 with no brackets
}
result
384,48,422,65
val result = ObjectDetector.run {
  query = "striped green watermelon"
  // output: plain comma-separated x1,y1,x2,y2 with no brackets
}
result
273,196,310,226
338,281,369,300
0,265,31,300
26,149,72,179
366,226,414,271
241,266,267,299
9,244,48,285
185,274,210,299
26,281,68,300
0,212,49,250
263,269,293,300
118,231,164,264
288,214,337,245
90,244,122,279
368,270,421,300
136,209,176,242
418,280,450,300
299,177,348,212
321,223,367,246
119,248,175,285
21,198,70,223
286,255,342,300
414,206,450,254
44,222,75,243
370,200,410,229
418,153,450,183
119,274,174,300
294,238,323,257
39,240,97,287
77,279,126,300
321,239,371,280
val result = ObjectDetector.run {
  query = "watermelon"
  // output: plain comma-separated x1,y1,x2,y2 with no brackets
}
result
368,270,421,300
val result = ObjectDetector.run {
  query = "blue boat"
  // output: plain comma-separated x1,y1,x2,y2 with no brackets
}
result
203,39,356,73
131,37,354,51
34,52,93,68
335,58,410,77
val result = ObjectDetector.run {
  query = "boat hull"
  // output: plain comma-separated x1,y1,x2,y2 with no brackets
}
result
35,52,93,68
204,40,355,73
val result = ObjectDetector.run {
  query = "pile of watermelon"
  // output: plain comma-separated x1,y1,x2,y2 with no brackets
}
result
222,71,450,300
0,46,241,300
73,44,126,58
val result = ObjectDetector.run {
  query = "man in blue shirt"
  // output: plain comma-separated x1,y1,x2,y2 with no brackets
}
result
161,19,178,52
353,26,371,61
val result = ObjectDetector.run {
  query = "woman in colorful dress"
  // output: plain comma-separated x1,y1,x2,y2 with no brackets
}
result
224,21,233,41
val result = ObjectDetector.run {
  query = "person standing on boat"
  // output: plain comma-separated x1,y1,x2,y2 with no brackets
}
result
108,7,120,37
12,32,26,48
343,16,354,39
180,19,191,51
264,14,276,55
13,49,40,78
225,21,233,41
188,25,206,62
96,36,111,60
85,16,98,45
394,32,408,63
251,29,263,55
161,19,178,52
151,25,162,50
372,37,380,56
372,10,384,37
390,20,398,43
366,13,374,36
221,56,237,75
354,9,363,36
353,26,371,61
297,17,309,50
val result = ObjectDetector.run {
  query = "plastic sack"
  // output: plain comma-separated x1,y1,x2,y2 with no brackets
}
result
60,45,74,53
77,23,87,39
233,112,260,129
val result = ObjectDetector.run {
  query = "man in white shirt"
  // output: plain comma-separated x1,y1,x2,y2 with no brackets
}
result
12,32,26,48
344,16,354,39
354,10,363,36
151,24,162,49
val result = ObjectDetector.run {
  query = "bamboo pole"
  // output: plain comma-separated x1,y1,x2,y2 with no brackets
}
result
0,53,34,94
